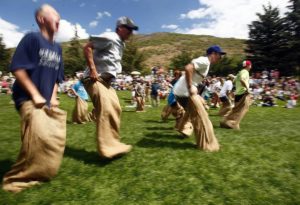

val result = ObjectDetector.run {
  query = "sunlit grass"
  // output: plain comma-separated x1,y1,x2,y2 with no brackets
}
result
0,92,299,205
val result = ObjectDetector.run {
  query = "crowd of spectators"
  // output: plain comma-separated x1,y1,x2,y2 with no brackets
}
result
1,69,299,109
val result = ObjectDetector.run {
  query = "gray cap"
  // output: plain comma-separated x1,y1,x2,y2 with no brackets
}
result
116,16,139,31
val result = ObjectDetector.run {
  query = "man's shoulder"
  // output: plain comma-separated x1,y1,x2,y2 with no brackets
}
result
19,32,40,43
192,56,209,66
192,56,208,62
92,32,120,42
240,69,249,76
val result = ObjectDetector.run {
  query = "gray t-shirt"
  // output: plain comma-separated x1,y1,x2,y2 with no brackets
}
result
84,32,125,78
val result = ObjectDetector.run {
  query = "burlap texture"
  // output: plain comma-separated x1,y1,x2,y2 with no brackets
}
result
136,96,145,112
218,101,232,117
72,96,93,124
83,79,132,158
161,105,172,121
188,95,220,152
221,94,251,130
2,101,66,193
175,108,194,137
161,102,185,122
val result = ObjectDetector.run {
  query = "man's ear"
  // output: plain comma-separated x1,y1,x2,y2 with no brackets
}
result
37,15,44,25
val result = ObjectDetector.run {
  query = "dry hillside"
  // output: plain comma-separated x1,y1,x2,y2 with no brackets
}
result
64,32,246,69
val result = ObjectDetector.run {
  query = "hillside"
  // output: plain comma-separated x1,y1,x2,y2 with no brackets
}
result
60,32,247,71
132,32,246,68
7,32,246,70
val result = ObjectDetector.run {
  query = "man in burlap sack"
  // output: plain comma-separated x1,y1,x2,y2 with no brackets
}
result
173,45,226,151
218,74,235,117
70,74,96,124
161,70,182,122
220,60,252,130
82,17,138,158
2,4,66,193
135,78,146,112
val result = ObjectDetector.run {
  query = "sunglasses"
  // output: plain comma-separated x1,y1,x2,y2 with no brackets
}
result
123,25,134,32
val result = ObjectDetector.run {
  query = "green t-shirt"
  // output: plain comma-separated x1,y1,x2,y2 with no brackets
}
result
235,69,249,95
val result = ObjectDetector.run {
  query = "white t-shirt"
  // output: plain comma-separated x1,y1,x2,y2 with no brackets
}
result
173,56,210,97
220,80,233,97
211,80,222,93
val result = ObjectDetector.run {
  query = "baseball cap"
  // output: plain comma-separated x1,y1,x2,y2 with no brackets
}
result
206,45,226,55
116,16,139,31
242,60,252,67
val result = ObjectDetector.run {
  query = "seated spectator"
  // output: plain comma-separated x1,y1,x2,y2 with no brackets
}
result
252,84,263,105
261,92,276,107
285,90,298,108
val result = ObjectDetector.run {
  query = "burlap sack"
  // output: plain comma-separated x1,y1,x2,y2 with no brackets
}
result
2,101,67,193
218,101,232,117
188,95,220,152
83,79,132,158
221,94,251,130
175,109,194,137
72,96,93,124
161,105,172,121
136,96,145,112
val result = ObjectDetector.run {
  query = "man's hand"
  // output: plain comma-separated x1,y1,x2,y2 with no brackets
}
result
189,85,198,96
50,97,60,108
90,69,99,81
32,94,46,108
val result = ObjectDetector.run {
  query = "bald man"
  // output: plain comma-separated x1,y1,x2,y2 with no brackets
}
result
2,4,66,193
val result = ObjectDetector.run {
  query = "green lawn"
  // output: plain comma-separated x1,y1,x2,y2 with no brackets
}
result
0,92,299,205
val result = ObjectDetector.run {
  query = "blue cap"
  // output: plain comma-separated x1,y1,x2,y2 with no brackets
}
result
206,45,226,55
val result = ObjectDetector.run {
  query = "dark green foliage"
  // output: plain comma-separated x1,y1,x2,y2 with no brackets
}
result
122,39,147,74
285,0,300,76
210,56,244,76
169,51,193,70
0,34,11,73
63,27,86,76
246,2,300,76
246,4,288,73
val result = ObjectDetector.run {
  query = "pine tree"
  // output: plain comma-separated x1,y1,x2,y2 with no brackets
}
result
210,56,243,76
245,4,288,74
0,34,11,73
285,0,300,76
122,39,146,74
63,26,85,75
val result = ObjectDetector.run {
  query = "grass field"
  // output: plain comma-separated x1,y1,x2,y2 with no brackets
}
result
0,92,299,205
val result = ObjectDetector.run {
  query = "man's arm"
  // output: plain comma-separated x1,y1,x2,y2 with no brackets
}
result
14,69,46,108
50,83,59,107
240,79,249,92
185,63,198,96
83,42,98,81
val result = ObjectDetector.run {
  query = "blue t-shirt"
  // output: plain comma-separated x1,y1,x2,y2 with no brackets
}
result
72,80,89,101
151,83,160,96
10,32,64,109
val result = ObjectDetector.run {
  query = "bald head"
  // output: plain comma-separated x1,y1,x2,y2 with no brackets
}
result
35,4,60,28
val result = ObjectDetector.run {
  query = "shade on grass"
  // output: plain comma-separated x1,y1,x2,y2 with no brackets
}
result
0,92,299,204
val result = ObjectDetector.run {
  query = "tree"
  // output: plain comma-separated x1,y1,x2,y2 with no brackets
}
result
210,56,243,76
169,51,193,70
0,34,11,73
122,39,146,74
285,0,300,76
63,27,85,76
245,4,288,74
